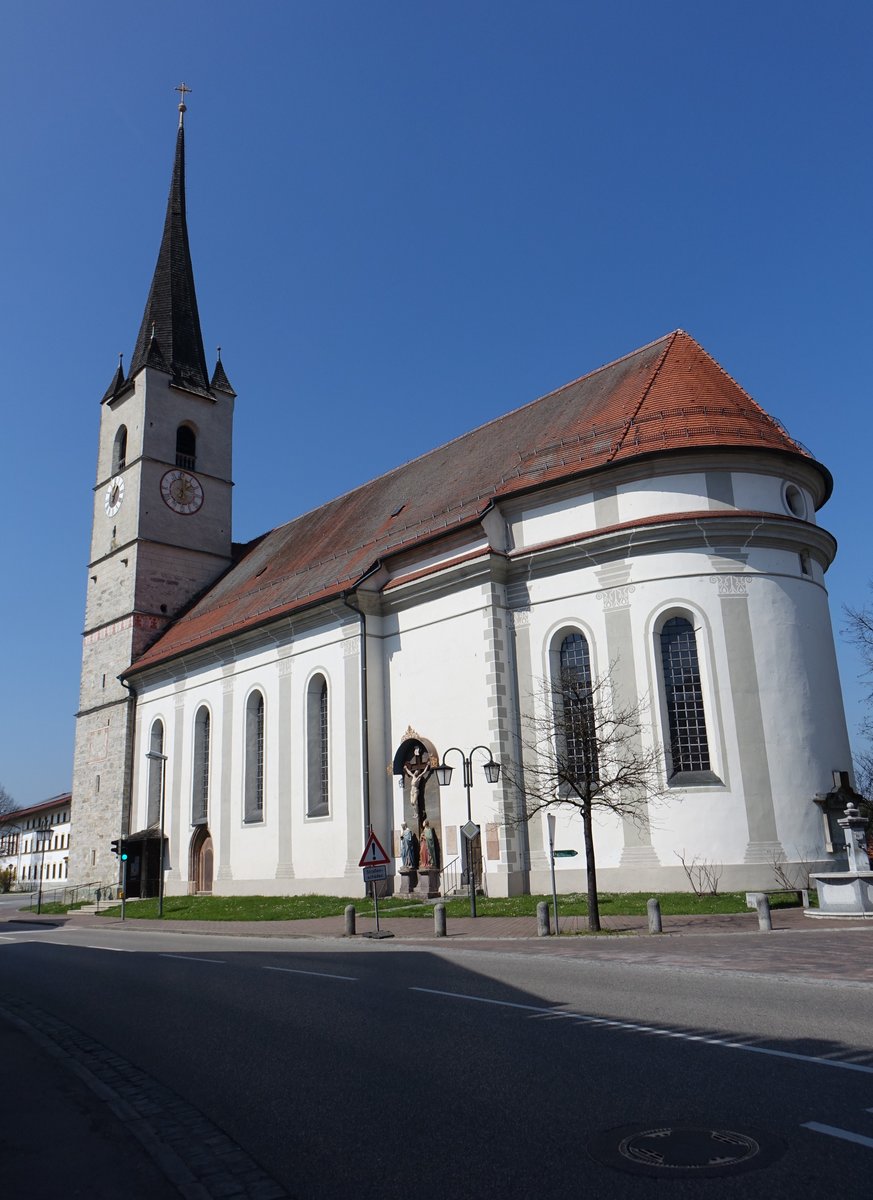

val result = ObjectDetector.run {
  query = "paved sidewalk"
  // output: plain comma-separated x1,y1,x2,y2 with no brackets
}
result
55,902,873,940
35,904,873,985
6,904,873,983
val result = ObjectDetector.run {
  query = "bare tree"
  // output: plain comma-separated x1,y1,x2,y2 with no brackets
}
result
675,850,723,897
766,846,819,892
0,782,17,821
504,664,665,932
844,593,873,797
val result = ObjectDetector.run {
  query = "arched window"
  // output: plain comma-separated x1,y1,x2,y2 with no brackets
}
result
306,675,329,817
176,424,196,470
659,616,711,778
113,425,127,472
147,719,165,826
192,707,210,825
556,633,599,786
244,691,265,822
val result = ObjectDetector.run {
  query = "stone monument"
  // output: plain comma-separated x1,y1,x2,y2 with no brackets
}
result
807,803,873,918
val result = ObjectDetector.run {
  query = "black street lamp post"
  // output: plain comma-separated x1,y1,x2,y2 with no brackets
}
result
35,820,54,915
435,745,500,918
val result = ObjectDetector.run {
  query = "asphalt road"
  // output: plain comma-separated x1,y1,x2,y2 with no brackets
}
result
2,920,873,1198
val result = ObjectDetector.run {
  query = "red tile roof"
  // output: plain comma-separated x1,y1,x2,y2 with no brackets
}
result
128,331,826,674
0,793,72,825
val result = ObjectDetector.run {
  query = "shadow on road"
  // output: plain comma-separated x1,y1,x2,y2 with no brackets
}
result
2,937,872,1199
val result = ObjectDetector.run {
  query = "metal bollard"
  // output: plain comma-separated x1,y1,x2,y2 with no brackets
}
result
537,900,550,937
755,894,772,931
434,903,447,937
344,904,356,936
647,897,663,934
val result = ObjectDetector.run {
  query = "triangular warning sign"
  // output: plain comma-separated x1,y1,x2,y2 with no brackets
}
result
359,831,391,867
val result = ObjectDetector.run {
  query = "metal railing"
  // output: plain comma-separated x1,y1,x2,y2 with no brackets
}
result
21,880,115,910
440,856,461,897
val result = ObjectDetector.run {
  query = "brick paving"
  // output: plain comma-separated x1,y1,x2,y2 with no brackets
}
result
38,904,873,985
5,904,873,984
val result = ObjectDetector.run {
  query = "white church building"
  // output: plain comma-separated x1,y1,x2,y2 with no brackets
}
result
70,105,855,898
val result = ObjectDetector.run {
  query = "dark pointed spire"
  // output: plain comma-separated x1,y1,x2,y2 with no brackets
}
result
101,353,128,403
128,119,210,395
210,346,236,397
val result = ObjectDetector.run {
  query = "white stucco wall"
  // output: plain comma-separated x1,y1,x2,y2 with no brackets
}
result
127,453,850,898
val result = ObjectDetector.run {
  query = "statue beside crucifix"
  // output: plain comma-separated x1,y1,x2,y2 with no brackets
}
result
401,744,440,872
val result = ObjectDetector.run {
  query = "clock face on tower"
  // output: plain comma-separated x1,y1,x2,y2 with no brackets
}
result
160,469,204,515
104,476,125,517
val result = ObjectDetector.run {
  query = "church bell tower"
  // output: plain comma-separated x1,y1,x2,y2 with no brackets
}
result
69,91,235,886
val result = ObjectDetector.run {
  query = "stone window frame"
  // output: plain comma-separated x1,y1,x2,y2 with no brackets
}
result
781,480,808,520
191,704,211,826
112,425,127,473
305,673,331,819
653,607,722,788
175,423,197,470
147,718,165,827
243,689,266,824
549,627,600,789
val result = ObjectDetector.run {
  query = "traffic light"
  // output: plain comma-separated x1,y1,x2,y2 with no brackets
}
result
120,842,129,862
110,839,120,857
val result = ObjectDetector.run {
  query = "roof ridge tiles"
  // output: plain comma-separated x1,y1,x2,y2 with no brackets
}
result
605,331,678,465
671,331,808,454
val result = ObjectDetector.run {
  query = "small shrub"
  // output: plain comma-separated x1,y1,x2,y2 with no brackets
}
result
675,850,723,896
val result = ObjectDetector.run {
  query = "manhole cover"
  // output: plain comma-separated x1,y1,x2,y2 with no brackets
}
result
589,1123,785,1179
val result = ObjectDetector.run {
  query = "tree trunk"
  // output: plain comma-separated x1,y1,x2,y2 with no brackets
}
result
582,798,600,931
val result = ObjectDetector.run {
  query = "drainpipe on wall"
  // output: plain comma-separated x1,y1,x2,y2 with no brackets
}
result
342,563,382,839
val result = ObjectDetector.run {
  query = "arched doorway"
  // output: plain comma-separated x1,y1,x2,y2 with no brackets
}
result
190,826,214,895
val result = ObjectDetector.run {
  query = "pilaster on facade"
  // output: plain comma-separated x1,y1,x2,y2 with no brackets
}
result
618,838,661,867
482,583,527,891
744,840,786,864
595,562,635,612
710,573,750,597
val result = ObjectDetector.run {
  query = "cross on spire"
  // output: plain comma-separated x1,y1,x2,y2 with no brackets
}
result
175,81,192,127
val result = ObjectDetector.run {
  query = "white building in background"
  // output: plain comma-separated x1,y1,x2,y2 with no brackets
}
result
0,794,72,890
69,104,855,898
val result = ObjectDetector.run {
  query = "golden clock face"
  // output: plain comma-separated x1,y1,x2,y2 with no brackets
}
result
104,475,125,517
160,469,204,515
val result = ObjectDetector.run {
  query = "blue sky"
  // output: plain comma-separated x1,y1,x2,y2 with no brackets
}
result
1,1,870,806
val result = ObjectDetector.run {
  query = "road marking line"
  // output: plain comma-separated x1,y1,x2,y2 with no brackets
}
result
0,929,67,937
802,1122,873,1150
263,965,357,982
159,954,225,964
410,987,873,1077
86,945,136,952
1,936,78,947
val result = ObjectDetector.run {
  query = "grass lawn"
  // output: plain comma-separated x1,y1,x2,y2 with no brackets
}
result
74,888,810,922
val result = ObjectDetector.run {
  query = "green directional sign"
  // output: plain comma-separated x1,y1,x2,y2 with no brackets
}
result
553,849,578,858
